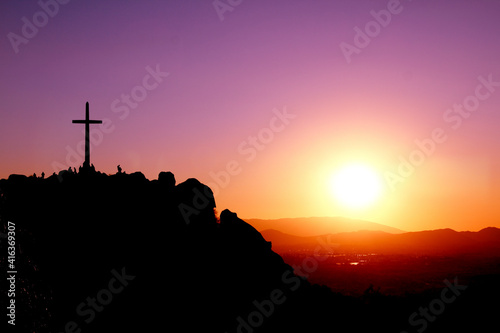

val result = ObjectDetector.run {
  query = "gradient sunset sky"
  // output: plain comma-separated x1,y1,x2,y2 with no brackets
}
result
1,0,499,231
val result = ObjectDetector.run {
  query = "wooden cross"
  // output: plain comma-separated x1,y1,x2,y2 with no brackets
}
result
72,102,102,167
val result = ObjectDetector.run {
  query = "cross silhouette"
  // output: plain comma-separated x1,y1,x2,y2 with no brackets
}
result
72,102,102,167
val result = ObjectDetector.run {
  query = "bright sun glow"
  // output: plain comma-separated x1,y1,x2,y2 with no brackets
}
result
329,164,383,209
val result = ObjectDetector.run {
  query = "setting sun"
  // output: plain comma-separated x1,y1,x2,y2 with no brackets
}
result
330,164,383,209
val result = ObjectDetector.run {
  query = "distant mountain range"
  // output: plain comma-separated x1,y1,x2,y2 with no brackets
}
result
261,227,500,255
246,216,405,237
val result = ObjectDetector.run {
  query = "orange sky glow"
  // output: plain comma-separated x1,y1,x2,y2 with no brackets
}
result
1,1,500,232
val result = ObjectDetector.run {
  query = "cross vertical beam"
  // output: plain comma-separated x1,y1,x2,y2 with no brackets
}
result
72,102,102,167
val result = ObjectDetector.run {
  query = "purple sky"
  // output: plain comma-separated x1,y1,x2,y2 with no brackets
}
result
1,0,500,230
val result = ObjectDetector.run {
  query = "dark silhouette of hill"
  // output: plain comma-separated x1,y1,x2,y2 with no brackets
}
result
0,169,499,332
246,216,405,236
0,170,364,332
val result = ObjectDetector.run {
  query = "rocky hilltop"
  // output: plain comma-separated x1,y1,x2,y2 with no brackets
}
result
0,169,497,332
0,170,358,332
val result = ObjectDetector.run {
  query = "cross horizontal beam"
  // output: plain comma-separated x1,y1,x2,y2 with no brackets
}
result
72,120,102,124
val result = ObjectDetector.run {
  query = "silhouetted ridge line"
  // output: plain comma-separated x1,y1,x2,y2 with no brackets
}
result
1,170,497,333
0,171,357,332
